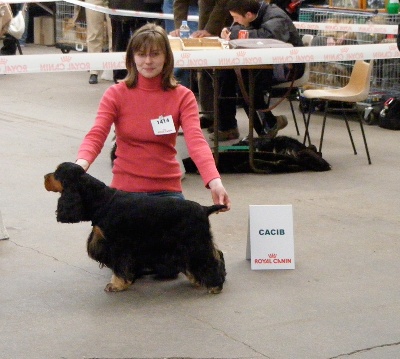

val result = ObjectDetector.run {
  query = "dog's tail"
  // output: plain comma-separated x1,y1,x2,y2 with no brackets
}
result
204,204,227,216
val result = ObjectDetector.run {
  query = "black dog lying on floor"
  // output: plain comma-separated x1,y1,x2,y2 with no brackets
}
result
183,135,331,174
44,162,226,294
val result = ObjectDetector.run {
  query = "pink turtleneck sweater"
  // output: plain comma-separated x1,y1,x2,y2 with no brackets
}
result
77,74,220,193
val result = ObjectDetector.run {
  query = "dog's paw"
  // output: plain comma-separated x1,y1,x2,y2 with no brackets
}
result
104,275,132,292
104,282,132,292
207,285,223,294
104,283,128,292
185,272,201,287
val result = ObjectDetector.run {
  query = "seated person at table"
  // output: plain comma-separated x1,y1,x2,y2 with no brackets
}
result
213,0,305,141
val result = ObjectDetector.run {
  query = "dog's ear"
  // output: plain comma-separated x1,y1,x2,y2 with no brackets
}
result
53,162,86,223
54,162,85,184
56,187,85,223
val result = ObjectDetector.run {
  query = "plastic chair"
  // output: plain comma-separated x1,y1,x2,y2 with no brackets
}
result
302,60,373,164
265,34,313,136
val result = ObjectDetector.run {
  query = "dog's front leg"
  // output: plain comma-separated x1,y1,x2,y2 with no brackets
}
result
104,274,132,292
184,271,201,288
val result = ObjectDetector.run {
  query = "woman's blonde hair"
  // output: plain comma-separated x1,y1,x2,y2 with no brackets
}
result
124,23,178,90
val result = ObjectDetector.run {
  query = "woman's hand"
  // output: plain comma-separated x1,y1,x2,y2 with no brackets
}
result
208,178,231,211
75,158,90,171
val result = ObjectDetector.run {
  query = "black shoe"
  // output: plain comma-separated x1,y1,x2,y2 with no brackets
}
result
89,74,98,84
260,115,288,139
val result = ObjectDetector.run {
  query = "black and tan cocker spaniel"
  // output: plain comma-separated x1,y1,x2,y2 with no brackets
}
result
44,162,226,294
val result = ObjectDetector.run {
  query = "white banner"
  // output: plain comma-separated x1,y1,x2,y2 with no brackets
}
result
294,21,398,35
1,42,399,75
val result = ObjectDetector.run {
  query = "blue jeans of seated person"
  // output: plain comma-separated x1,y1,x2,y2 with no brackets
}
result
218,65,304,134
146,191,185,200
163,0,198,88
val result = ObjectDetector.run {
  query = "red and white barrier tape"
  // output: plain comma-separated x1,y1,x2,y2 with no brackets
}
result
1,42,399,75
2,0,399,74
295,21,398,35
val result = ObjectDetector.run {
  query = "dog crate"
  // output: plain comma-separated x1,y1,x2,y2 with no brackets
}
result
298,7,400,101
55,1,108,53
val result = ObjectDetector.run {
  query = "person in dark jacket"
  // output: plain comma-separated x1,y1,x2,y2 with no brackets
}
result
109,0,163,83
164,0,199,88
212,0,305,141
173,0,231,129
270,0,328,22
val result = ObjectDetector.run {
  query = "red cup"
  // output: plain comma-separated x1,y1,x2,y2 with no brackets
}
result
238,30,249,39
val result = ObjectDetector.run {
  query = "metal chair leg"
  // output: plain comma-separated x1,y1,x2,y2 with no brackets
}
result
357,112,372,165
303,99,313,145
341,103,357,155
288,97,300,135
299,95,311,145
318,101,329,153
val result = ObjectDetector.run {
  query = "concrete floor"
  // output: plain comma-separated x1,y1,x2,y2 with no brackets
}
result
1,44,400,359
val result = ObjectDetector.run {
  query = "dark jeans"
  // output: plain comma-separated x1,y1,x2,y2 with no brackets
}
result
218,63,305,134
146,191,185,200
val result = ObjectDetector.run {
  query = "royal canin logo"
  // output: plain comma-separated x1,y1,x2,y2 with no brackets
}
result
268,253,277,258
237,51,246,57
61,56,72,62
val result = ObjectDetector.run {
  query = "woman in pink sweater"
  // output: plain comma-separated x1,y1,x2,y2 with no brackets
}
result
76,23,231,210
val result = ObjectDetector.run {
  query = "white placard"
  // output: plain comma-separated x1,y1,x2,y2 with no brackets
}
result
151,115,175,135
246,205,294,270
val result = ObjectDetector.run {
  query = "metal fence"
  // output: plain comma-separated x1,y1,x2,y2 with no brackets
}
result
55,1,108,53
298,7,400,99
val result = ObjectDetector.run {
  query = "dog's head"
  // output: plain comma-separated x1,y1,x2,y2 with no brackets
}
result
44,162,87,223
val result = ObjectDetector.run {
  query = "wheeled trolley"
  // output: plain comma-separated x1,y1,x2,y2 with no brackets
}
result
55,1,108,53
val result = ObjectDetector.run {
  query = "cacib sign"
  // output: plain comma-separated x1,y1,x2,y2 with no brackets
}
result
246,205,295,270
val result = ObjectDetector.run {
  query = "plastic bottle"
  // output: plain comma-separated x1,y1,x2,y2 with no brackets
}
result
179,20,190,39
387,0,399,14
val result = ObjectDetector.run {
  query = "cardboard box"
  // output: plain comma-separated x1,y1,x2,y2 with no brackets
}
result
34,16,55,46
